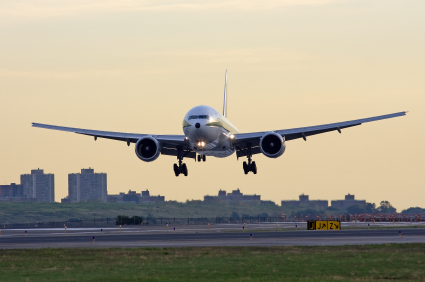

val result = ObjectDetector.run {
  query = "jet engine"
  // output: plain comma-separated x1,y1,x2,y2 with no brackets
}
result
260,132,285,158
135,136,161,162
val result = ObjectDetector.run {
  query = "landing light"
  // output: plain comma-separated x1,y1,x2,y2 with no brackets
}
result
230,134,234,139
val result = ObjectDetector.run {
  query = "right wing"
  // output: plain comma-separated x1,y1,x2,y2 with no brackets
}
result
232,111,406,158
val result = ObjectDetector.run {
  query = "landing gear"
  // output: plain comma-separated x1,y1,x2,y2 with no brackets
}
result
242,146,257,174
174,146,188,177
197,155,206,162
174,159,188,177
243,161,248,174
182,164,188,176
173,164,179,176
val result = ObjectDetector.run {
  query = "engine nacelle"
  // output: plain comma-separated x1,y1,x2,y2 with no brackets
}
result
135,136,161,162
260,132,285,158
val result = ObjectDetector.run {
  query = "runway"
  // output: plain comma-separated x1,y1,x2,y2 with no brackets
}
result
0,222,424,249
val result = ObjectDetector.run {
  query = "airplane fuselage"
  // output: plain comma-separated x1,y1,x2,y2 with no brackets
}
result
183,105,238,158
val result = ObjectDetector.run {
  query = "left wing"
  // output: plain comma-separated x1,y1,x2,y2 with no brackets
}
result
233,111,407,157
32,123,192,158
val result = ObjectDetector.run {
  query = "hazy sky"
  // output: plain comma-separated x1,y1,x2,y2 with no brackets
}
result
1,0,424,211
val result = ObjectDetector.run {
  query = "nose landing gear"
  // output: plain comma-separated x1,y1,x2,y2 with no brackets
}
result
197,155,206,162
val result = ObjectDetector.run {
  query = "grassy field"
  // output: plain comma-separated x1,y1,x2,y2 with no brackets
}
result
1,244,425,281
0,201,323,224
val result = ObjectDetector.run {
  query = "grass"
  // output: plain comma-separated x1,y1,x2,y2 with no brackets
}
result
0,201,313,224
1,244,425,281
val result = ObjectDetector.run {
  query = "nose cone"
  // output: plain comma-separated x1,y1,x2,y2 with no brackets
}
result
195,123,200,128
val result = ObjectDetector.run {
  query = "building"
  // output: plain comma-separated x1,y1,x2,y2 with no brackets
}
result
107,190,165,204
0,183,36,202
122,190,139,203
21,169,55,203
281,194,328,210
0,183,23,198
107,193,125,203
140,189,164,203
60,197,71,203
65,168,107,203
204,189,261,202
331,194,366,210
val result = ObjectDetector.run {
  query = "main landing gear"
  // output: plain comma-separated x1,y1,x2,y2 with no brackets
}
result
242,146,257,174
174,162,187,177
174,146,188,177
197,155,206,162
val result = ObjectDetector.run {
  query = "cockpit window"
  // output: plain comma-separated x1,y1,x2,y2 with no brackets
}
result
188,115,210,120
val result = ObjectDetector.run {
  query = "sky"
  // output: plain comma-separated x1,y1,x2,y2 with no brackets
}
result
0,0,424,211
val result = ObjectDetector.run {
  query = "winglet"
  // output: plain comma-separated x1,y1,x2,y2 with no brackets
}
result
222,69,227,117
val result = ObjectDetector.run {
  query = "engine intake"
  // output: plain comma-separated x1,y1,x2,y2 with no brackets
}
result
260,132,285,158
135,136,161,162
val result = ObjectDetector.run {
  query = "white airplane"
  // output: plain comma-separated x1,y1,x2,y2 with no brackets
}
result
33,71,406,176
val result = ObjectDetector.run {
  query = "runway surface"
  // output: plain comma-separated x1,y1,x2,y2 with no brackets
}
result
0,222,424,249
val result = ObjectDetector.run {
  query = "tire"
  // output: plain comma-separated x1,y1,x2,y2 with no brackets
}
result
182,163,188,176
173,164,179,177
202,155,206,162
252,161,257,174
197,155,201,162
243,161,248,174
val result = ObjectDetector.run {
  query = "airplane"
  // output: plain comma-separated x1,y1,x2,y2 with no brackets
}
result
32,70,407,176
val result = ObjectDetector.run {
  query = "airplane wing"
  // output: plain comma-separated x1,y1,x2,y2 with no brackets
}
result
233,111,407,158
31,123,192,158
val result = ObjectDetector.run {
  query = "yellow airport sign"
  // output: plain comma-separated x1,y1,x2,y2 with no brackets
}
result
316,221,328,230
328,221,340,230
307,220,341,230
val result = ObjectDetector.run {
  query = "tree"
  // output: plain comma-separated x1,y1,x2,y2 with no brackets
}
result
255,212,269,219
401,207,425,214
377,201,396,214
116,215,143,225
230,212,240,219
347,205,365,214
365,203,376,213
116,215,130,225
292,209,319,220
130,216,143,225
241,213,250,219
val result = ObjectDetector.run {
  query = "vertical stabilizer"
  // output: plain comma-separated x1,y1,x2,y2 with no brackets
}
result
223,70,228,117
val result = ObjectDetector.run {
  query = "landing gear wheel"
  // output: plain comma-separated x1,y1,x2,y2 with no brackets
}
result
197,155,201,162
252,161,257,174
182,163,188,176
243,161,249,174
202,155,206,162
242,146,257,175
173,164,179,176
174,146,189,177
